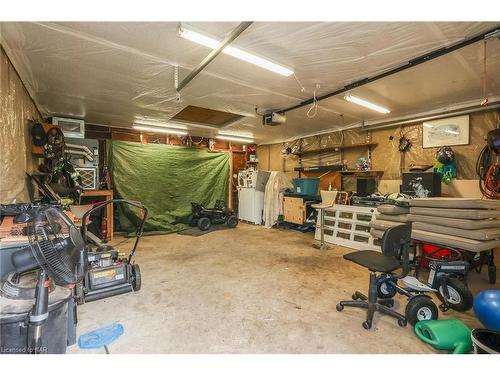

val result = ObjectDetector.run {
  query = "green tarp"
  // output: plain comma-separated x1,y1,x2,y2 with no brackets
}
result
108,140,229,234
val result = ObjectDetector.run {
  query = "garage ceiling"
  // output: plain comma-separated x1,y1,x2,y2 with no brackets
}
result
1,22,499,143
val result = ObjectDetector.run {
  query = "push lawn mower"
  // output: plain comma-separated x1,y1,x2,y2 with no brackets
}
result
75,199,147,304
190,200,238,231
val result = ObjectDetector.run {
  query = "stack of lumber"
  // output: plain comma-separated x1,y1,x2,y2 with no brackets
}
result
370,204,410,239
408,198,500,252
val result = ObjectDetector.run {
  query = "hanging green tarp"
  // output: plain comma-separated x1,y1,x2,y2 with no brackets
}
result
108,140,229,234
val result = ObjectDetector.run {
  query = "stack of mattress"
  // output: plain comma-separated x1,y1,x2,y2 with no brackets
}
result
370,204,410,240
408,198,500,252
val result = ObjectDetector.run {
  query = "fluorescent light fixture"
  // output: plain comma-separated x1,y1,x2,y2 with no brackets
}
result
133,125,188,136
216,135,254,144
178,24,293,77
134,119,188,130
344,94,390,114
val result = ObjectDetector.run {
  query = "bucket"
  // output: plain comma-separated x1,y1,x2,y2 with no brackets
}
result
471,329,500,354
0,292,71,354
292,178,320,195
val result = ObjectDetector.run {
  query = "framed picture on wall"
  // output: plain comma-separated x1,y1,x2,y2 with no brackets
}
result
422,114,470,148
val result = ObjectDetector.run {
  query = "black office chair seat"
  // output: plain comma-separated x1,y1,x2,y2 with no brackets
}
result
337,224,412,330
343,250,401,273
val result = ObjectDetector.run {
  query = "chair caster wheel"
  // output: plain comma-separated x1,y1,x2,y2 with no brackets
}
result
398,319,407,327
336,304,344,312
352,293,358,300
362,321,371,330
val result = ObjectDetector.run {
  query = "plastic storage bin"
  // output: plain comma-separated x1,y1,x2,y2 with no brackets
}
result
293,178,320,195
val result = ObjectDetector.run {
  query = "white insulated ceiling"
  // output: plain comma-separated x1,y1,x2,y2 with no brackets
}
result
1,21,499,143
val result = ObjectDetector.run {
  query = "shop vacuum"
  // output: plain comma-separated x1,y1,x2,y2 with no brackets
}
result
0,206,86,354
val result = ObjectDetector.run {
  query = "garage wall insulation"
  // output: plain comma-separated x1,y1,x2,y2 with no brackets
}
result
0,47,41,204
108,140,229,233
257,109,499,196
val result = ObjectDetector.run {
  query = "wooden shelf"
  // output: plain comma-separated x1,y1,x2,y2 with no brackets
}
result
294,165,343,172
292,142,378,156
340,170,384,177
336,142,378,150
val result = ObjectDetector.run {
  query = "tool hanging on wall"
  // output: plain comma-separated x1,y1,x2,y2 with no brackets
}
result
476,114,500,199
44,126,65,160
393,126,412,177
30,119,47,146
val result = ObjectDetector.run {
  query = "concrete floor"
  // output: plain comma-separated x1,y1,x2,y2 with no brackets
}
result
68,223,497,354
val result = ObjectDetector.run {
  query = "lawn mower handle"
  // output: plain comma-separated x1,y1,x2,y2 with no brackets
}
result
81,199,148,261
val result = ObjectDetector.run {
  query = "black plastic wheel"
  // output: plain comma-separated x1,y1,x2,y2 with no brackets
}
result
132,264,141,291
488,265,497,284
226,215,238,228
362,321,371,330
336,304,344,312
398,318,407,327
437,278,473,312
197,217,211,231
377,281,397,299
405,295,438,326
188,215,197,227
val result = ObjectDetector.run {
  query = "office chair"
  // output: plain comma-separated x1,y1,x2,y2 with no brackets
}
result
336,224,412,329
312,190,338,250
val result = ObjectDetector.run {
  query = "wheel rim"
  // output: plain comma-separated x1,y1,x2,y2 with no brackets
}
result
417,306,433,320
380,283,390,295
440,286,461,304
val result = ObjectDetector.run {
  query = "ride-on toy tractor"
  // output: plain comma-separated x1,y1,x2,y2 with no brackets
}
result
190,200,238,231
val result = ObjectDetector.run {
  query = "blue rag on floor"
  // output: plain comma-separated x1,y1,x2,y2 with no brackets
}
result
78,323,124,349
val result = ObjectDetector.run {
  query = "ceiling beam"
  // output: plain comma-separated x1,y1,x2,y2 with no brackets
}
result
274,25,500,115
177,22,253,92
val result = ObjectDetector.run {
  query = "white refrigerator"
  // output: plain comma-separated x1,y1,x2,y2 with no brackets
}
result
237,187,265,224
236,169,270,225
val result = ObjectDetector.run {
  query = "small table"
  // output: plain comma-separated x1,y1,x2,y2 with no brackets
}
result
81,189,113,241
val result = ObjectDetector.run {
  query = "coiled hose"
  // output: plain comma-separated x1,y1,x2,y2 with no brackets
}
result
476,145,500,199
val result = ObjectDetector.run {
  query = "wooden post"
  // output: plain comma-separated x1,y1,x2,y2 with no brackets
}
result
228,142,233,209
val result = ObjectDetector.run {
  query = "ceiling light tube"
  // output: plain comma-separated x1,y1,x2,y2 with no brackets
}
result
134,120,188,130
344,94,390,114
179,24,293,77
216,135,254,144
133,125,188,136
